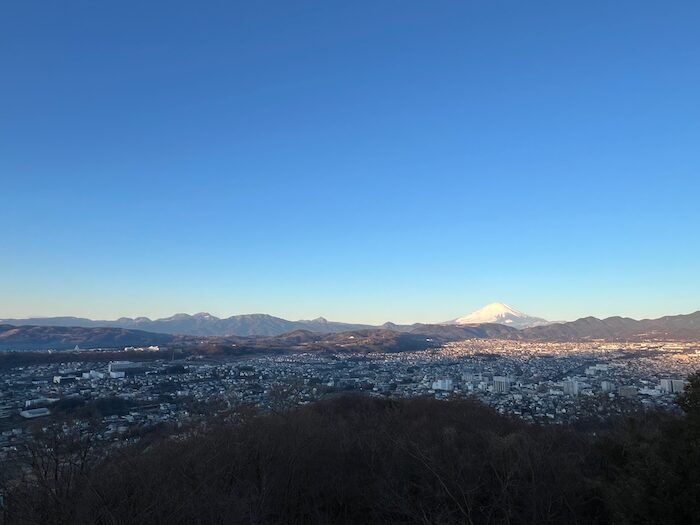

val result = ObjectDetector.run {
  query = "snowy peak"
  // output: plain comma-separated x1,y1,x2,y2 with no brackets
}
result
458,303,522,322
451,302,549,329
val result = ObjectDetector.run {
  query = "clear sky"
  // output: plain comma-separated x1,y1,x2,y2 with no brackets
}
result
2,1,699,324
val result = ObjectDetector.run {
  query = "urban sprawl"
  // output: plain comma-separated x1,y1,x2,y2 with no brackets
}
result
1,340,699,459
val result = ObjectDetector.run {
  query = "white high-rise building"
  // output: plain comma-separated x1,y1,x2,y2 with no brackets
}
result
493,376,511,393
562,380,580,396
660,378,688,393
432,379,453,391
601,381,614,393
672,379,687,393
659,379,674,393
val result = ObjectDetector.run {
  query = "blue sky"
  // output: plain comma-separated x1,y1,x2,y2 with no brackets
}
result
2,1,699,324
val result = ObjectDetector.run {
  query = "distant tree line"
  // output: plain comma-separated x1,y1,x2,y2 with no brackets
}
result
3,373,700,524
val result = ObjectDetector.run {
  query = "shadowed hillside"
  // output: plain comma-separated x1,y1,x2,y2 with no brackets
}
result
5,378,700,524
0,324,181,351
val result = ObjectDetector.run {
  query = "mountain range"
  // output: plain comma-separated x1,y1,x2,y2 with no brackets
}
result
0,313,377,337
523,311,700,342
1,308,700,351
0,303,547,337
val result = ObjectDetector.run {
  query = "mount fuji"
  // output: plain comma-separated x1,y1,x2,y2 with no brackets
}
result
449,303,550,329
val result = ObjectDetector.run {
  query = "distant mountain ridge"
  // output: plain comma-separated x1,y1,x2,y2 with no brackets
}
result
0,303,547,337
0,313,377,337
522,311,700,342
0,303,549,337
2,309,700,347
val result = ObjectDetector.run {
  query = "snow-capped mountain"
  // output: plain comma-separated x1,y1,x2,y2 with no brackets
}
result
449,303,549,329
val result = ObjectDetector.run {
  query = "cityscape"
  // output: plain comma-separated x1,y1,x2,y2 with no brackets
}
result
2,335,698,457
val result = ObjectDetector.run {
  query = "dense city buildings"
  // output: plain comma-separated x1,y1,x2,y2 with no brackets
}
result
1,338,698,460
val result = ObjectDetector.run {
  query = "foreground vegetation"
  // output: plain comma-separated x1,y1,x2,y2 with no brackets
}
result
3,373,700,524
